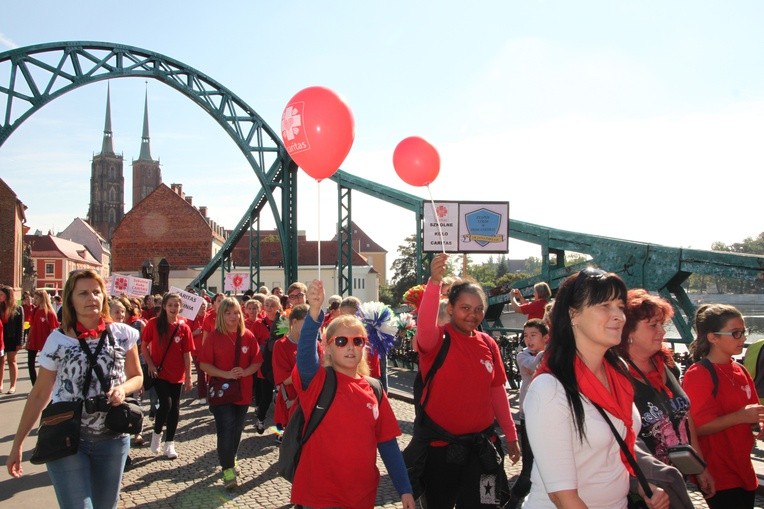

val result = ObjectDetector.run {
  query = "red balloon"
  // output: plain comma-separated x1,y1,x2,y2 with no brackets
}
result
281,86,355,181
393,136,440,186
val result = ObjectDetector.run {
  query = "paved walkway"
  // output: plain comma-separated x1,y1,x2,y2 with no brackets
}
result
1,367,764,508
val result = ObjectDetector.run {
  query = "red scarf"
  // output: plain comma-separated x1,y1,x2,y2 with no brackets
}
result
537,356,636,475
75,319,106,340
575,357,636,475
628,355,672,398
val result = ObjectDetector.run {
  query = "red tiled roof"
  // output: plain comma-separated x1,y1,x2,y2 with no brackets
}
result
25,235,100,265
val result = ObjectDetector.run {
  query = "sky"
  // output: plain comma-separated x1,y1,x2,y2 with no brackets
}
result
2,1,764,280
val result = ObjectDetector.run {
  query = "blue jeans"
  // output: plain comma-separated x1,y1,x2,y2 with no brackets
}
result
210,403,249,469
46,434,130,509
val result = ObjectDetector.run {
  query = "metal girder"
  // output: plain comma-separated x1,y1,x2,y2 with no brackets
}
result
337,186,353,295
0,41,297,287
484,220,764,342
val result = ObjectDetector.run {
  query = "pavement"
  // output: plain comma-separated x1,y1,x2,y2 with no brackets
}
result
1,366,763,508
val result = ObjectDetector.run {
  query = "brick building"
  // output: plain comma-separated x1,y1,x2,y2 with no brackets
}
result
131,91,161,208
0,178,27,295
111,183,227,284
24,234,101,294
230,228,380,301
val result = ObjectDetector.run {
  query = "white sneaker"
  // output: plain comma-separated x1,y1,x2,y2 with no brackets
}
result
150,431,162,454
164,441,178,459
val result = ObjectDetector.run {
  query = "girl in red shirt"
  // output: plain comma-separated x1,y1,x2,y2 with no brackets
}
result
272,304,308,429
26,290,59,386
291,280,414,509
683,304,764,509
199,297,263,490
253,294,282,434
410,253,520,507
141,293,194,459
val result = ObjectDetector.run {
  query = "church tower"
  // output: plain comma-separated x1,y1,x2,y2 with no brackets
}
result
132,90,161,207
88,83,124,242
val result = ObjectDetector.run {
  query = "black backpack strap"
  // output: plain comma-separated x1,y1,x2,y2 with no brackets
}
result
420,331,451,410
364,376,384,404
154,323,181,374
698,358,719,398
300,367,337,446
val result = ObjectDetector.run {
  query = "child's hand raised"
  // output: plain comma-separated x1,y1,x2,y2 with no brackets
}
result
307,280,325,320
430,253,449,284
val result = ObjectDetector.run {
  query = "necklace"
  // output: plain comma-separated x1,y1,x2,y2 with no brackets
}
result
717,363,752,400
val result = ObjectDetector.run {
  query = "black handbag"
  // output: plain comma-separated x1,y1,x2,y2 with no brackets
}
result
29,400,84,465
105,397,144,434
29,329,109,464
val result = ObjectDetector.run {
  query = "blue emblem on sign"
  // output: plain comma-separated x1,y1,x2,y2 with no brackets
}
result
464,208,502,247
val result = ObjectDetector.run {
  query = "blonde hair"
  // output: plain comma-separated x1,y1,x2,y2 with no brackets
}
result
323,314,369,376
215,297,245,334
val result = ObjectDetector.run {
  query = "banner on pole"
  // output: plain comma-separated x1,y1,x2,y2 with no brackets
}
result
423,201,509,253
170,286,204,321
224,272,250,293
107,274,154,298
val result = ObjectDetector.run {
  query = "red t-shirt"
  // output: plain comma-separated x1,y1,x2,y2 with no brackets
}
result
27,308,59,351
366,346,382,378
290,366,401,509
272,336,298,426
142,318,194,383
683,360,759,491
199,329,262,406
189,315,205,355
417,280,507,437
245,318,270,347
202,309,217,333
141,307,156,322
518,298,547,320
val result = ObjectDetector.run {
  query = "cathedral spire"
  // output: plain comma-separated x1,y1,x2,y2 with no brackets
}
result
101,83,114,156
138,89,152,161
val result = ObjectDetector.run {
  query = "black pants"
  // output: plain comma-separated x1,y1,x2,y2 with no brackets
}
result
27,350,38,385
153,379,182,441
706,487,755,509
254,378,274,423
509,420,533,500
422,442,508,508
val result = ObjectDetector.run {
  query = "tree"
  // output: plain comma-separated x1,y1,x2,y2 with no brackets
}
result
496,255,509,278
524,256,541,274
378,283,395,307
389,235,426,306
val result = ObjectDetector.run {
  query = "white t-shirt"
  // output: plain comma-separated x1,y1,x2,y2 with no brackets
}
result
39,322,139,435
523,373,639,509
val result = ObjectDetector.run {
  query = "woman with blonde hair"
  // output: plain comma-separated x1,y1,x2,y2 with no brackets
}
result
27,290,59,385
199,297,262,489
6,269,142,508
288,280,414,509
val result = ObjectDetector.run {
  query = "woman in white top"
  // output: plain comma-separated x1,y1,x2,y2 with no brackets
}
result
523,268,668,509
6,269,142,508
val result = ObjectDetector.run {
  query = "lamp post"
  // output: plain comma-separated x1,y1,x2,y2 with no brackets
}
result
141,259,155,294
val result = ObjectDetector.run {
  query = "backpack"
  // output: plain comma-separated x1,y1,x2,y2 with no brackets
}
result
743,339,764,404
277,367,383,482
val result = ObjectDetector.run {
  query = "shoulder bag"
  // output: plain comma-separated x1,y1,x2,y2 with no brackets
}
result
208,332,243,405
29,329,107,464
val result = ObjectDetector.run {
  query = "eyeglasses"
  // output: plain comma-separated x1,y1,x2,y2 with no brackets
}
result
328,336,366,347
288,292,305,300
714,329,749,339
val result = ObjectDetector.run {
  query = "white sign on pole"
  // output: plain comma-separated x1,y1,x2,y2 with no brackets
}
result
170,286,204,321
108,274,154,297
423,202,459,252
423,201,509,253
224,272,250,293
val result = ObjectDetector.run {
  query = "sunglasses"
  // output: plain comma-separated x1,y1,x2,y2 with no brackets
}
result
328,336,366,347
714,329,749,339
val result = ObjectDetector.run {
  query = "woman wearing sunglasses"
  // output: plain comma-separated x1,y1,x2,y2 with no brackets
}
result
682,304,764,509
410,253,520,508
523,268,669,509
290,279,415,509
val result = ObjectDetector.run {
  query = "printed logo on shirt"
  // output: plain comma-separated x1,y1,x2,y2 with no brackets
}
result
367,402,379,420
745,384,752,400
480,359,493,374
174,336,181,343
479,474,497,504
242,346,249,354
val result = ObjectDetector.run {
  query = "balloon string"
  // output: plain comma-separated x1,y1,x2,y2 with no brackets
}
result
317,181,321,282
426,184,447,255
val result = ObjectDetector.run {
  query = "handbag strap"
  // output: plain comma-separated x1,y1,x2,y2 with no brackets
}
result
154,323,181,374
234,331,242,368
592,402,653,499
78,327,111,396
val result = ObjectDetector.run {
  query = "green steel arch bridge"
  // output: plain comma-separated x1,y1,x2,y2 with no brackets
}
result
2,41,762,343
